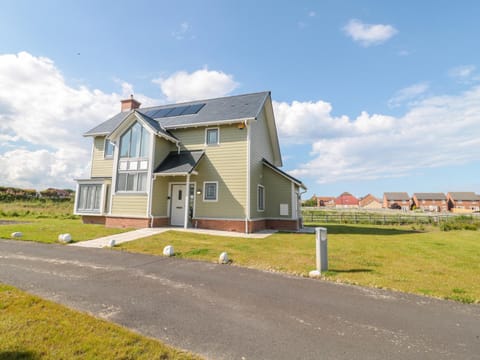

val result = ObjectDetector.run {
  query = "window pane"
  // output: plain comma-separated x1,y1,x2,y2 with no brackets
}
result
126,173,136,191
139,127,150,157
204,183,217,200
117,173,127,191
105,140,114,157
93,185,101,210
79,186,87,209
120,130,130,157
130,123,141,158
206,129,218,145
138,173,147,192
258,186,264,211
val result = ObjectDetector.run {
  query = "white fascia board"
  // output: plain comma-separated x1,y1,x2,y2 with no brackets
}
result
164,117,255,130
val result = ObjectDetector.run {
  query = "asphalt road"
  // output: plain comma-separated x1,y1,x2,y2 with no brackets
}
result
0,239,479,360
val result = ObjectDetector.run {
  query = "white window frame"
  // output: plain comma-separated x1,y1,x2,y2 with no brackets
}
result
203,181,218,202
104,139,114,159
205,127,220,146
75,183,103,214
257,185,265,212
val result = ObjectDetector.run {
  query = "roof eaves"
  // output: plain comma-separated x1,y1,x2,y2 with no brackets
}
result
163,117,255,130
134,111,179,143
262,158,306,189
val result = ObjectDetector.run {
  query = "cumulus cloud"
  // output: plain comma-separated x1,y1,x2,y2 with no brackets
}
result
153,68,239,103
343,19,398,47
275,86,480,184
388,82,429,107
0,52,137,189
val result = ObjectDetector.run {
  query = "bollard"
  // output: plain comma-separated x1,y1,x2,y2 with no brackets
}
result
309,227,328,277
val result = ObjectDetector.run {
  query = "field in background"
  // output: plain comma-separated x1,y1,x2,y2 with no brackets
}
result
118,225,480,303
0,200,76,219
0,283,201,360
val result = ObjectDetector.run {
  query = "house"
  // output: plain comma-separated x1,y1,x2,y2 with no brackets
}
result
358,194,382,209
411,193,447,212
316,196,336,207
446,192,480,213
383,192,410,210
74,92,306,233
335,192,359,208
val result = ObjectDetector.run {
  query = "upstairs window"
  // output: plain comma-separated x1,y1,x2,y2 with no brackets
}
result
205,128,219,145
120,122,150,158
104,139,114,158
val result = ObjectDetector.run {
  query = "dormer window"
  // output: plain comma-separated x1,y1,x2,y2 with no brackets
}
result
205,128,219,145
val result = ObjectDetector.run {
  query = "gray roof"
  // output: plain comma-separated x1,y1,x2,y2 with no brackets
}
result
134,111,178,141
413,193,446,200
154,150,204,175
384,192,410,201
262,158,306,189
448,192,480,201
84,91,270,136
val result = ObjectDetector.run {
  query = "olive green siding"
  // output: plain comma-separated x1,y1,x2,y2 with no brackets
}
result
263,166,293,219
170,125,247,219
111,194,148,217
154,137,175,168
151,177,169,217
249,109,275,219
91,136,113,178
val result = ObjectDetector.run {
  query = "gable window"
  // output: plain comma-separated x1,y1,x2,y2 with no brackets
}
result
116,122,150,193
205,128,219,145
203,181,218,201
257,185,265,212
104,139,114,158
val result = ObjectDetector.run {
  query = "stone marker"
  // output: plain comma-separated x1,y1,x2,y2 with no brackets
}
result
11,232,23,238
108,239,116,247
58,233,72,243
163,245,174,257
219,252,229,264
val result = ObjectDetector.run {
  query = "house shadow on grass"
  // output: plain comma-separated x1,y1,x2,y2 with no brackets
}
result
0,351,39,360
308,224,418,236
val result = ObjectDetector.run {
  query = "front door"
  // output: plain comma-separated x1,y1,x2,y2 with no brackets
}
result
170,184,186,226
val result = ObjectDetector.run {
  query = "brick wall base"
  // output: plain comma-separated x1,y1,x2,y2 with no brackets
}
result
152,217,170,227
105,217,150,228
266,219,299,231
82,216,106,225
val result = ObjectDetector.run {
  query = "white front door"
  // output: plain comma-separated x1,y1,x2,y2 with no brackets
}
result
170,184,186,226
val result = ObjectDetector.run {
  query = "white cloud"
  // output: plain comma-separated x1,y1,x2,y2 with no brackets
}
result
153,68,239,103
388,82,429,107
0,52,142,189
275,86,480,184
308,11,316,17
449,65,476,82
343,19,398,47
172,22,192,40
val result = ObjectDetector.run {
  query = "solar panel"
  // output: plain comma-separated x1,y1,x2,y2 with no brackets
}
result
148,103,206,118
183,103,205,115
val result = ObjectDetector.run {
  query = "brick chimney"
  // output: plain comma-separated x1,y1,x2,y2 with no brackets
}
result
121,95,141,112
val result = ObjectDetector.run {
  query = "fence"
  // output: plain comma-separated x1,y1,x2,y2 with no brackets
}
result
302,211,480,226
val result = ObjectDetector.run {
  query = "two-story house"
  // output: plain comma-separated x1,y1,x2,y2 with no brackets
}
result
411,193,447,212
383,192,410,210
446,192,480,213
74,91,306,233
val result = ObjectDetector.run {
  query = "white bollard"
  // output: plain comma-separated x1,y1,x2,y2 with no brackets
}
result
11,232,23,238
309,227,328,277
58,233,72,243
219,252,229,264
108,239,116,247
163,245,174,257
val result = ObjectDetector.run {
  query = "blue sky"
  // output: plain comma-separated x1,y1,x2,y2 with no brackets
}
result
1,0,479,198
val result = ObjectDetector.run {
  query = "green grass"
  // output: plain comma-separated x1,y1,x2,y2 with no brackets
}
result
0,200,76,219
0,218,129,244
118,224,480,303
0,283,201,359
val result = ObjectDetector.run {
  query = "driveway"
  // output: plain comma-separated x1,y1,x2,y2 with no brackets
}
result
0,239,478,359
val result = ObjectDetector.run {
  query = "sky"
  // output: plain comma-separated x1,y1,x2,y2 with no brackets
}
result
1,0,479,199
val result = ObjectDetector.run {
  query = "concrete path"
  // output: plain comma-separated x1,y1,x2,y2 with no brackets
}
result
71,227,276,248
1,239,479,360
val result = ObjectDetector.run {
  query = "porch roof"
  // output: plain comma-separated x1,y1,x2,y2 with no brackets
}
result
154,150,204,176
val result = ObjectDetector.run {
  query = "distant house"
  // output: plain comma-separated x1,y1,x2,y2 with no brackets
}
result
359,194,382,209
316,196,336,208
446,192,480,213
412,193,447,212
335,192,359,208
383,192,410,210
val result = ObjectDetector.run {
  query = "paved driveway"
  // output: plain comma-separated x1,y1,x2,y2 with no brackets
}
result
0,239,478,359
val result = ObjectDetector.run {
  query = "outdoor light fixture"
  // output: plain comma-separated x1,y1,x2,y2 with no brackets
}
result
237,122,245,130
196,190,202,195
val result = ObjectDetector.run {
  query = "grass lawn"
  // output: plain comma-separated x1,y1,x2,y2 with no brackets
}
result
118,224,480,303
0,218,130,244
0,283,201,360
